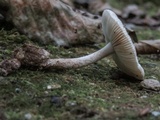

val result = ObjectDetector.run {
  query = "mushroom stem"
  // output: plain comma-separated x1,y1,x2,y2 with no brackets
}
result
41,42,114,69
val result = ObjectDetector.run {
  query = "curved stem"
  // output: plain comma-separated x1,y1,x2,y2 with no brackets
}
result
42,42,114,69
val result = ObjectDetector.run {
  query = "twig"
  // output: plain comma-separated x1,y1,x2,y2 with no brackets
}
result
135,40,160,54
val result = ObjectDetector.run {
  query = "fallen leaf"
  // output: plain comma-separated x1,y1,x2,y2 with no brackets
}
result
127,17,160,27
122,4,145,19
139,107,150,116
134,40,160,54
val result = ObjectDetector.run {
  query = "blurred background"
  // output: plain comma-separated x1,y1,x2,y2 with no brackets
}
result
62,0,160,30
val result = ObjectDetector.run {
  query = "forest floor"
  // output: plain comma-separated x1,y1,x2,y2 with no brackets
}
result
0,25,160,120
0,1,160,119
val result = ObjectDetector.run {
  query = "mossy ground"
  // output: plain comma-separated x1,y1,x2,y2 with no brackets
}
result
0,26,160,120
0,1,160,118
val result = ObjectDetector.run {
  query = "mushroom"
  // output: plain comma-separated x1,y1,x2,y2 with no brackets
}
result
102,10,144,80
41,9,144,80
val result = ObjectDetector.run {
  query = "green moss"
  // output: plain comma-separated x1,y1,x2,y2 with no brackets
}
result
137,29,160,40
0,25,160,120
110,0,160,9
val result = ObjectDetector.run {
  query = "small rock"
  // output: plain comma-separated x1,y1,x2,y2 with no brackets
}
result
140,95,148,99
44,91,49,94
15,88,21,93
51,96,63,107
47,85,52,90
24,113,32,120
140,79,160,91
47,83,61,90
151,111,160,117
66,101,77,107
89,82,96,86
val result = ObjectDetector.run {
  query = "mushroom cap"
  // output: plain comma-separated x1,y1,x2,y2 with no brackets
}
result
102,9,144,80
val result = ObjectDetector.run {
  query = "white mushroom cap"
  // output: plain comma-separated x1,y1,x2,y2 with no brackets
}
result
102,10,144,80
